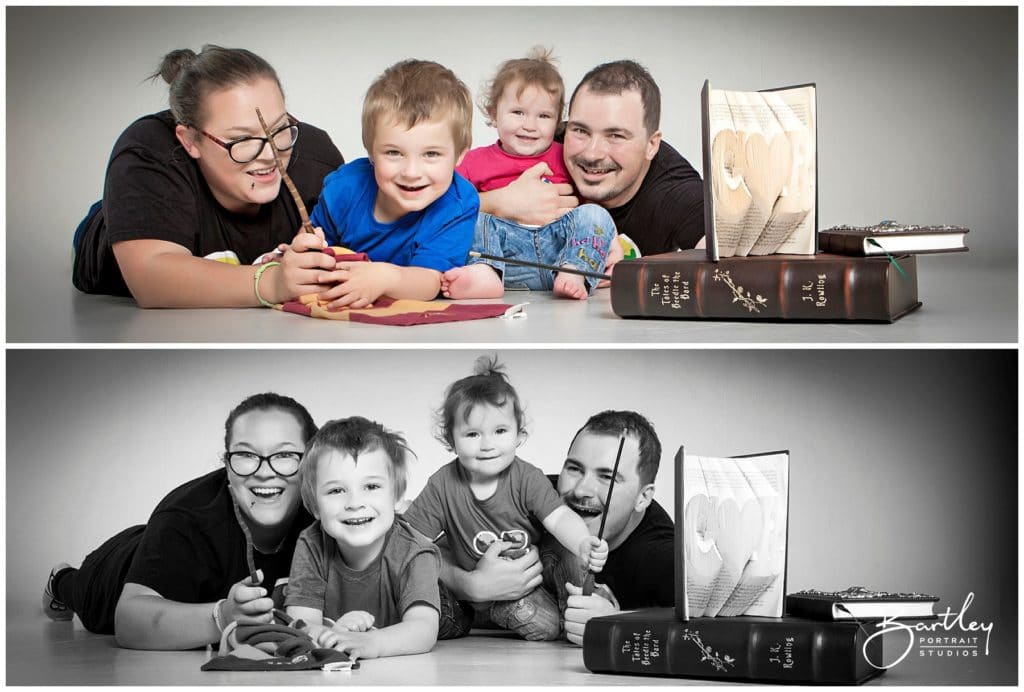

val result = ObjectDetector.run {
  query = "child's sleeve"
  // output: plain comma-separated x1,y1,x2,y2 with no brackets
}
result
406,177,479,272
520,464,567,522
398,545,442,616
401,474,448,542
308,166,348,247
455,150,484,191
283,530,328,611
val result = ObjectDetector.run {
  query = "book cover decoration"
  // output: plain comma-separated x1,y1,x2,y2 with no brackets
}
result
609,250,922,322
702,81,817,260
819,221,970,256
582,608,884,684
786,586,940,621
674,447,790,620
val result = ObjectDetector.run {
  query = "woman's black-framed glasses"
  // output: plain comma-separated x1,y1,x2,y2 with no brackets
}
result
226,450,303,477
196,115,300,164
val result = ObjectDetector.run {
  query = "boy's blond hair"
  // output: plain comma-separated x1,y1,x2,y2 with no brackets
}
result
299,416,413,519
362,59,473,155
478,46,565,127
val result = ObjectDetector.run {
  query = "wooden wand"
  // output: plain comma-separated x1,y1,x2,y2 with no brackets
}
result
581,429,627,596
469,251,612,282
255,107,316,235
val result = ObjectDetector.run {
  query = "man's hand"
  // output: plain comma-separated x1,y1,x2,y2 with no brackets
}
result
479,162,578,226
563,581,619,646
469,541,543,602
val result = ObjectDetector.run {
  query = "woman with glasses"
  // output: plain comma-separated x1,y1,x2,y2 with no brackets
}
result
41,393,318,650
72,45,345,308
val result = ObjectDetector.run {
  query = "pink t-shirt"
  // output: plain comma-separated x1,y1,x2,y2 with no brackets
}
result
457,140,571,192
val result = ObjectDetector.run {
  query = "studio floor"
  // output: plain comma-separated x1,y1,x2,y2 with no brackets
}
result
7,255,1016,344
6,604,1015,686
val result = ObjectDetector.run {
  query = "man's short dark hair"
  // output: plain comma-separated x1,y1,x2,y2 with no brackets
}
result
569,410,662,486
569,60,661,136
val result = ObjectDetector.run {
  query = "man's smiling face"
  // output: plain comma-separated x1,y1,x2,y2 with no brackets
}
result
562,86,661,209
557,430,652,550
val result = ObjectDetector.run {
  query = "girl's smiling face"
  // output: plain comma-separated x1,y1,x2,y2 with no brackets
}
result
492,82,560,158
451,401,524,484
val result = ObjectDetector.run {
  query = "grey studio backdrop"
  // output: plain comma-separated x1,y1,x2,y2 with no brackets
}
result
4,5,1018,342
5,348,1018,681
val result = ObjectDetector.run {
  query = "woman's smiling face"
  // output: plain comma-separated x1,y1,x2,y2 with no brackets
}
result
176,77,291,215
225,407,306,530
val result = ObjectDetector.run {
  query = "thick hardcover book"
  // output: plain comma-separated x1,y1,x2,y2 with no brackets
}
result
610,250,921,322
583,607,884,684
786,587,939,621
702,81,818,259
675,448,789,619
819,223,969,256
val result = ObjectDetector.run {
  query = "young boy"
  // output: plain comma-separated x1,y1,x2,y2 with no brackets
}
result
285,417,441,660
307,60,478,309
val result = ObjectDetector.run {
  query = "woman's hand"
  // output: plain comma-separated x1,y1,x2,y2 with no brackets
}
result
265,227,339,303
221,570,275,627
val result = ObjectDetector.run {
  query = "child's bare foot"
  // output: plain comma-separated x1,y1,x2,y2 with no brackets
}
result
553,269,589,300
442,264,504,299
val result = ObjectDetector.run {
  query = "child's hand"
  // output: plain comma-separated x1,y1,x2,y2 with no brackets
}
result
320,262,401,310
334,610,375,632
222,570,275,626
577,536,609,573
326,629,382,662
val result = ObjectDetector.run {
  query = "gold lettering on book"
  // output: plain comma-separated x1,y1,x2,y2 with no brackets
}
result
649,272,691,309
620,629,662,666
801,274,828,307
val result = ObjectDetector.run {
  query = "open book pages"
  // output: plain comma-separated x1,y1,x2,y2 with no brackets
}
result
675,449,790,618
702,82,817,259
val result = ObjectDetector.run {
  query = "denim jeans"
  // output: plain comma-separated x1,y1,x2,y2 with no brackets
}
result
437,581,474,640
486,586,561,641
471,204,615,293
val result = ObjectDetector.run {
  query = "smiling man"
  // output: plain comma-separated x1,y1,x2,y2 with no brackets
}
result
549,410,674,645
479,60,704,256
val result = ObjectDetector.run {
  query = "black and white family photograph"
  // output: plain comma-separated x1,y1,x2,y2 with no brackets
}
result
5,349,1017,684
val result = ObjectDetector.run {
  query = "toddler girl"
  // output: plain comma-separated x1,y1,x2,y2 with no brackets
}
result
403,356,607,640
442,48,619,301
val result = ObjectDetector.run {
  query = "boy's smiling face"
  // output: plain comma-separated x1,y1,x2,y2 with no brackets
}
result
314,447,397,570
369,115,466,223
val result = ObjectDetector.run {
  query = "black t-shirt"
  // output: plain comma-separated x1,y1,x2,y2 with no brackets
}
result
124,468,314,603
599,499,675,609
607,141,704,256
72,110,344,296
546,474,675,609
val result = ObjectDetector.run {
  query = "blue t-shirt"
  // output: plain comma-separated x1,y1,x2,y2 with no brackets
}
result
309,158,478,272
